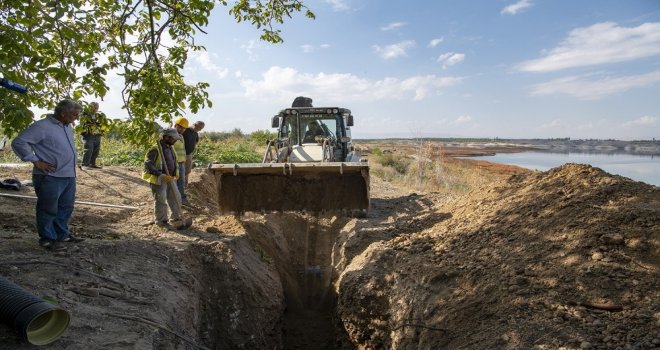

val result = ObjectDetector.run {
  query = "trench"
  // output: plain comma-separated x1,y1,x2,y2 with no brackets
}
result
187,213,353,349
252,213,353,349
184,172,354,349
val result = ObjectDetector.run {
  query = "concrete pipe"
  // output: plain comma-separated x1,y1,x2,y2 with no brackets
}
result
0,276,70,345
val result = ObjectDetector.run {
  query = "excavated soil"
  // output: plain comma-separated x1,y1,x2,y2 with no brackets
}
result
0,160,658,350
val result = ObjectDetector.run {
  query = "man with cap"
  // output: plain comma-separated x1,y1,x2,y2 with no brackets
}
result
172,116,191,207
142,127,192,229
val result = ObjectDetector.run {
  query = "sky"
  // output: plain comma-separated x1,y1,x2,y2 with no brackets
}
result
97,0,660,140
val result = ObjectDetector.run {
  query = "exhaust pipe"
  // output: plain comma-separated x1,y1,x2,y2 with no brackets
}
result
0,276,70,345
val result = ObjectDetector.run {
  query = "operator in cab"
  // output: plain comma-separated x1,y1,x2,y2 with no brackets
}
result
303,122,324,143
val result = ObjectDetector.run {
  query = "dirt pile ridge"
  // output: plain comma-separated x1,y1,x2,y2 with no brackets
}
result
0,162,658,349
336,163,659,349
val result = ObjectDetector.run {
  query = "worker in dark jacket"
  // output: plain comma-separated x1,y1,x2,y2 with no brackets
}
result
142,128,192,230
182,121,205,186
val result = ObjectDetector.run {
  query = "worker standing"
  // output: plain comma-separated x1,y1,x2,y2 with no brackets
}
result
11,99,86,251
182,121,205,185
78,102,108,169
172,117,191,207
142,128,192,229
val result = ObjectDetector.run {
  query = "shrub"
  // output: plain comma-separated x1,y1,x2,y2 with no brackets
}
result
373,153,409,174
249,129,277,146
203,128,246,142
192,137,261,165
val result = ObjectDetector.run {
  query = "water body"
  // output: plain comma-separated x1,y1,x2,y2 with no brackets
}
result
468,152,660,187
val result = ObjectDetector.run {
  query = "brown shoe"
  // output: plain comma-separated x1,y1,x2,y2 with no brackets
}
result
173,217,193,230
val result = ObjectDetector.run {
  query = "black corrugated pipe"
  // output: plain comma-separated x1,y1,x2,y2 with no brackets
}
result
0,276,70,345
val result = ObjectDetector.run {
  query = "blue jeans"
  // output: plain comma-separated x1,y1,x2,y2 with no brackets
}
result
33,174,76,242
177,163,187,202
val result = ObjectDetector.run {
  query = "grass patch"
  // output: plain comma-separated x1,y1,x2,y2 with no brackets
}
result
1,131,267,167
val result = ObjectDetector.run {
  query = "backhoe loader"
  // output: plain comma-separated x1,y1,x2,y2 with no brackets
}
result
208,97,369,214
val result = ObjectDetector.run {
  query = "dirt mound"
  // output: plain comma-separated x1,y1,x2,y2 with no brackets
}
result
336,163,659,349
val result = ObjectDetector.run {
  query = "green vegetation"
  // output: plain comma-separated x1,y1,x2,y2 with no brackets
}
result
0,130,270,166
369,148,409,175
1,0,313,144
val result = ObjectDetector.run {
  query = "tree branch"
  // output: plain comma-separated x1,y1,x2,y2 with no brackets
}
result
153,0,209,34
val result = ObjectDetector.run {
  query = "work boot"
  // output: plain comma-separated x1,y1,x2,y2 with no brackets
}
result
62,235,85,243
39,239,67,251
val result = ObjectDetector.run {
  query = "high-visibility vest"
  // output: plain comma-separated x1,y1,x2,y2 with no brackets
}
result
142,143,179,184
173,138,186,163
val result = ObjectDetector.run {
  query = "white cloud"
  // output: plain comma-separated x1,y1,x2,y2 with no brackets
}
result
381,22,406,31
437,52,465,69
240,66,463,103
301,44,314,53
621,115,658,127
427,38,444,48
324,0,349,11
518,22,660,72
301,44,331,53
540,119,564,129
453,115,472,124
240,40,259,62
501,0,533,15
190,51,229,79
373,40,416,59
531,70,660,100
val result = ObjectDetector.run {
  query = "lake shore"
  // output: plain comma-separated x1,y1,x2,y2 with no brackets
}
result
357,138,660,156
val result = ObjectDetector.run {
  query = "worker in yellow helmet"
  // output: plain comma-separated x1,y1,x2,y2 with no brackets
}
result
172,116,191,207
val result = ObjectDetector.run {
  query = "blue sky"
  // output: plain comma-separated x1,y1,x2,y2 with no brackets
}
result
101,0,660,140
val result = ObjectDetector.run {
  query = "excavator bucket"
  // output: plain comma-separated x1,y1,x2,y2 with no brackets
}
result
208,162,370,214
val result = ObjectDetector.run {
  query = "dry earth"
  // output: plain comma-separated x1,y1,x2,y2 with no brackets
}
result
0,158,658,349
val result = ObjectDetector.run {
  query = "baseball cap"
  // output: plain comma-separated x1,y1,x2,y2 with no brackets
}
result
162,128,182,140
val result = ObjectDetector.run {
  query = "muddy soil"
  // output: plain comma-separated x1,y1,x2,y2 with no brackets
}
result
0,158,658,349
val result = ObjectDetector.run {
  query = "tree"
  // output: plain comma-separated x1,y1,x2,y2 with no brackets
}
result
0,0,313,144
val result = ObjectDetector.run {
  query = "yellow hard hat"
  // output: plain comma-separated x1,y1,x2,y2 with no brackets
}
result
174,116,189,128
